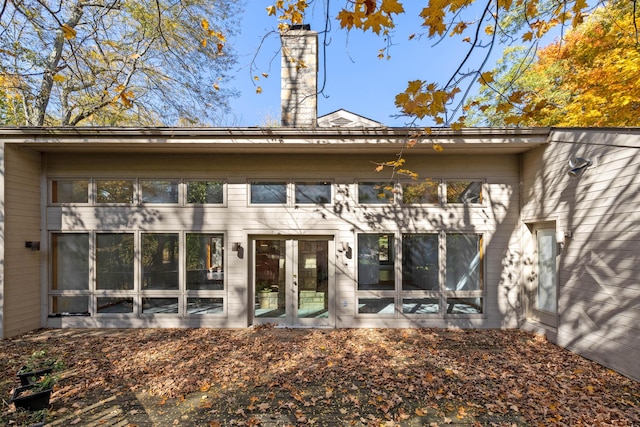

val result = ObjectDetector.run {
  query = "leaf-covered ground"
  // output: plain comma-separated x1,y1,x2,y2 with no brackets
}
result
1,327,638,426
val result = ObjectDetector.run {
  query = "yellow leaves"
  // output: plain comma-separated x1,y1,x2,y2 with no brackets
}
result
200,17,226,53
336,0,404,34
201,18,209,31
484,25,494,35
432,143,444,152
61,24,76,40
52,74,65,83
268,0,308,27
478,71,494,85
113,84,134,109
256,87,263,94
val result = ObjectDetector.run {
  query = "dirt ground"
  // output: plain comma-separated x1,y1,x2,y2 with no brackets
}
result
1,327,638,426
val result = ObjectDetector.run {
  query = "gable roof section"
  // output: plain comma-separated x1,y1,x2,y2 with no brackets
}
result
317,109,384,128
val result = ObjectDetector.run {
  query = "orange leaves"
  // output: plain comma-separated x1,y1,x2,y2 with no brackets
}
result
337,0,405,34
61,24,76,40
395,80,463,126
267,0,308,28
200,18,226,54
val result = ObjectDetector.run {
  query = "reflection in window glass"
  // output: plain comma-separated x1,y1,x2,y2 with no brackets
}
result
358,298,395,314
250,182,287,204
96,234,134,290
187,298,223,314
97,297,133,313
446,180,483,204
187,181,224,204
51,296,89,315
357,234,394,290
446,234,482,291
295,182,331,204
96,180,134,203
51,233,89,291
402,234,439,291
142,298,179,313
186,234,224,290
141,180,179,203
142,233,179,290
402,180,439,204
358,182,394,204
403,298,439,314
446,297,482,314
52,179,89,203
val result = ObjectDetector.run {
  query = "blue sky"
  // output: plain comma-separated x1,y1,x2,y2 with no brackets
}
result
225,1,515,127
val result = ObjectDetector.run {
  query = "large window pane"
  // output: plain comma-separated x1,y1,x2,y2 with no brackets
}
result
402,180,439,204
187,181,224,204
250,182,287,204
358,234,394,290
96,234,134,290
403,298,439,314
141,180,179,203
446,234,482,291
51,179,88,203
446,297,482,314
142,233,179,290
402,234,439,290
96,180,134,203
536,230,557,313
186,234,224,290
51,233,89,290
295,182,331,204
358,182,394,204
446,181,483,204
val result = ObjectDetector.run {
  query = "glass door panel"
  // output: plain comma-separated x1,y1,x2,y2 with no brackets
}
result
297,240,329,319
255,240,286,318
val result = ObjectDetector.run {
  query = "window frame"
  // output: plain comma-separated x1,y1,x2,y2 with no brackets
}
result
50,178,91,205
185,180,226,206
356,181,397,205
248,180,289,206
294,181,333,205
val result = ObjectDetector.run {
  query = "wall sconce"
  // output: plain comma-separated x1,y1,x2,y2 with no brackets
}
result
568,157,592,177
340,241,352,259
232,242,243,259
25,241,40,251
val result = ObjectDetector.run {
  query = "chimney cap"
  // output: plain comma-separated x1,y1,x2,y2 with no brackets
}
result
290,24,311,31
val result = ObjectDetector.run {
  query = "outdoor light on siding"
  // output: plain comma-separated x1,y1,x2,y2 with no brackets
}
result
568,157,593,177
25,241,40,251
232,242,241,251
340,241,352,259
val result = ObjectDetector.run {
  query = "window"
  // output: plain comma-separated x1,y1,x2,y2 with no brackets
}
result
186,234,224,290
295,182,331,204
402,234,439,291
446,180,483,204
51,179,89,204
250,181,287,204
51,296,89,315
446,234,482,291
536,229,557,313
141,233,179,290
97,297,133,313
141,180,179,203
402,180,439,204
187,297,223,314
96,180,134,204
187,181,224,204
51,233,89,291
358,182,394,204
142,298,179,314
357,234,394,290
96,234,134,290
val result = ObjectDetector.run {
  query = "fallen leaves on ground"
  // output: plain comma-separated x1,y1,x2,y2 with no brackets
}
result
1,328,638,426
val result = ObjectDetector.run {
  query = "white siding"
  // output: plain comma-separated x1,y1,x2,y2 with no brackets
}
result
43,152,522,330
3,145,42,337
521,129,640,381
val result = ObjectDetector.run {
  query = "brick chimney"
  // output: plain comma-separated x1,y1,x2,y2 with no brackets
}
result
281,25,317,127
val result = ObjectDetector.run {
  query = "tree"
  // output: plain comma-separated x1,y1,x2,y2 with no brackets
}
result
266,0,624,129
467,1,640,126
0,0,241,126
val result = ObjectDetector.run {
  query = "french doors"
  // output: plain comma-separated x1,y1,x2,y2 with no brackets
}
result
253,236,334,327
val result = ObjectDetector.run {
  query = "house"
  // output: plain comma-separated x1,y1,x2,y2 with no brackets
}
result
0,27,638,382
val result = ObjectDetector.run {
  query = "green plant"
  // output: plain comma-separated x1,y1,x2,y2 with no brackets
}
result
18,351,63,374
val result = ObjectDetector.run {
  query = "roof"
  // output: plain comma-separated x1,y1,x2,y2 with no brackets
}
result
0,126,551,155
317,109,384,128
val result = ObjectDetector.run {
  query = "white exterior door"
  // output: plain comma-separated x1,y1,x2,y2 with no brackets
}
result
252,237,334,327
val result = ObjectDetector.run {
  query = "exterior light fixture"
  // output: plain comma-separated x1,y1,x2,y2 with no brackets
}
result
568,157,593,177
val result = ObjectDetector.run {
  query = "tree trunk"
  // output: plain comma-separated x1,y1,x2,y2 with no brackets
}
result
32,2,84,126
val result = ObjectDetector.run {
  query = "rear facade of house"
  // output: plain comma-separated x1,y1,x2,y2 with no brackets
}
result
0,28,638,382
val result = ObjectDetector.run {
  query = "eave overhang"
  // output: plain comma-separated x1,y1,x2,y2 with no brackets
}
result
1,126,551,155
